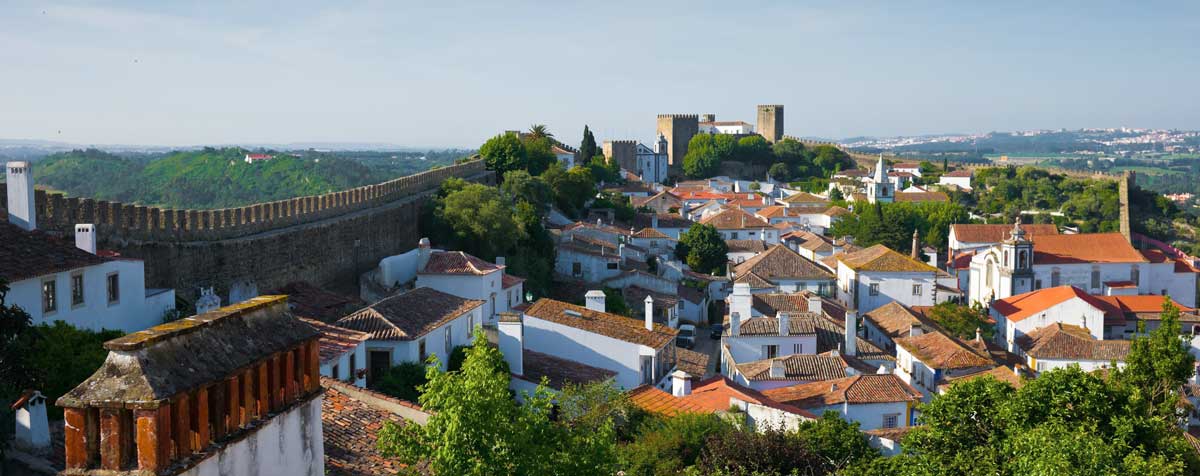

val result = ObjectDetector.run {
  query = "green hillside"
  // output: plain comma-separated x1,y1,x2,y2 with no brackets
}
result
29,147,430,209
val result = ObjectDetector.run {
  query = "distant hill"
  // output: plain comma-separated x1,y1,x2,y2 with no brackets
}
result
24,147,461,209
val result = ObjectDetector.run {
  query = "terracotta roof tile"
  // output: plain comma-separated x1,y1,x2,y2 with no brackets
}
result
633,227,672,239
675,347,711,378
681,376,818,418
269,281,364,323
628,385,706,416
863,302,931,339
894,331,994,369
950,223,1058,244
763,374,922,408
781,192,829,204
322,380,425,476
733,244,834,281
1015,323,1131,361
739,315,818,336
519,349,617,389
1032,233,1147,264
837,244,939,273
726,239,770,253
632,212,693,229
699,207,771,229
812,314,893,361
334,287,483,341
941,365,1027,390
523,299,677,348
300,318,369,364
421,250,502,275
894,191,949,203
0,221,109,282
942,169,974,177
501,273,525,289
736,354,853,381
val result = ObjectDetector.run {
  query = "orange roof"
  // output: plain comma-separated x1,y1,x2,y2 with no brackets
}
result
627,385,705,416
1032,233,1147,264
991,286,1110,322
836,244,939,273
421,250,502,275
680,376,817,418
763,374,922,408
950,223,1058,244
699,207,771,229
1094,294,1192,314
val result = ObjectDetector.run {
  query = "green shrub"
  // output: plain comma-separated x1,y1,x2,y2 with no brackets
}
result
373,362,429,402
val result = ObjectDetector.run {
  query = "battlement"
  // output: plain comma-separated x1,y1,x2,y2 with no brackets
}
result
757,104,783,109
604,139,639,145
0,159,489,243
656,114,699,120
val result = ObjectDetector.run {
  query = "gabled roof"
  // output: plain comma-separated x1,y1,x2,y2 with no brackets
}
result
501,273,525,289
763,374,922,408
523,299,677,348
628,385,706,416
421,250,502,275
0,221,109,282
812,314,893,361
781,192,828,204
334,287,484,341
950,223,1058,244
699,207,771,229
943,169,974,177
632,212,693,229
733,270,775,288
739,315,818,336
1032,233,1148,264
631,191,682,207
991,285,1112,323
823,206,852,217
735,353,855,382
733,245,835,282
751,293,820,317
893,331,994,370
940,365,1027,391
894,191,949,203
836,244,939,273
863,302,931,339
681,376,817,418
633,227,673,239
300,318,370,364
322,379,425,476
1015,323,1131,361
726,239,770,253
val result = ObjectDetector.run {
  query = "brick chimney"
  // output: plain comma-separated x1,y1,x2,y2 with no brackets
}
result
57,296,322,474
6,161,36,231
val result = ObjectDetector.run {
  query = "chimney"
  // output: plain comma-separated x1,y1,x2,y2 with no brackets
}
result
844,309,858,356
644,296,655,331
496,256,506,267
651,214,659,228
74,224,97,255
13,390,50,452
975,327,983,343
769,359,785,379
1013,363,1024,378
925,249,938,268
417,237,432,271
6,161,36,231
777,312,789,337
911,229,920,260
585,290,606,313
730,312,741,337
671,370,692,396
730,282,753,323
807,295,823,315
498,313,524,376
619,244,626,264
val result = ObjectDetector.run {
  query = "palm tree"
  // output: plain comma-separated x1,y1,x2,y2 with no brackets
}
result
528,124,553,140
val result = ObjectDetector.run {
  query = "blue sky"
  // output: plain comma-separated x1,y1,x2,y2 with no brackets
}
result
1,1,1197,148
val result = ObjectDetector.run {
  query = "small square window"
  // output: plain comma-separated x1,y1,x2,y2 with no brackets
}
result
883,414,899,429
42,279,57,314
765,345,779,359
869,283,880,296
912,284,922,296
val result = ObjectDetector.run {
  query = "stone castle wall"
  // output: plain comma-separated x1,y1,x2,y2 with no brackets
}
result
1,160,493,303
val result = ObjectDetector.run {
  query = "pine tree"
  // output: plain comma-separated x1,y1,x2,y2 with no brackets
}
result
579,126,597,166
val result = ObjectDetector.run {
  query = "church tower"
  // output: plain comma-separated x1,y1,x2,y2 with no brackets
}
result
999,218,1035,297
867,154,893,204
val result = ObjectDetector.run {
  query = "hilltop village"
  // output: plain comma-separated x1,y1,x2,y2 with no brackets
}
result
3,105,1200,475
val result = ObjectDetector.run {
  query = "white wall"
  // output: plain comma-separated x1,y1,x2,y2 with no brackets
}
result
365,306,481,370
180,396,323,476
522,314,657,390
718,228,778,243
319,343,368,387
724,334,817,364
838,266,938,314
992,296,1106,353
379,248,421,287
808,401,911,431
555,248,621,283
1029,357,1121,373
939,175,971,190
8,259,174,333
418,271,502,322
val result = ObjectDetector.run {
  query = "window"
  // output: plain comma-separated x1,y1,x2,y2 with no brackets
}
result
730,232,738,240
869,283,880,296
572,262,582,276
641,356,654,385
764,345,779,359
349,353,357,379
1018,250,1028,269
606,262,618,270
71,273,84,306
650,240,658,247
1131,265,1140,285
793,344,803,354
883,414,900,429
1034,279,1042,290
42,279,57,314
818,283,828,297
332,364,340,380
912,284,922,296
106,272,120,305
445,325,453,353
418,339,427,362
1090,266,1101,289
1051,268,1061,287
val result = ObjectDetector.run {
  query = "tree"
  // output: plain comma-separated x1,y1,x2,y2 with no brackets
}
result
0,279,35,459
734,135,772,164
768,162,791,182
501,170,552,215
374,362,429,402
794,412,879,473
543,164,596,218
696,428,823,476
618,413,735,476
579,126,598,166
601,288,631,317
528,124,553,140
522,136,557,176
436,183,527,259
924,302,994,341
378,331,616,476
587,155,620,184
676,224,729,275
682,145,720,179
480,133,528,177
1113,297,1196,418
901,376,1014,473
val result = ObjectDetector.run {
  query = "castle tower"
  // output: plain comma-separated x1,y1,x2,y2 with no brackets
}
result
700,114,715,123
656,114,699,169
867,154,893,204
756,105,784,143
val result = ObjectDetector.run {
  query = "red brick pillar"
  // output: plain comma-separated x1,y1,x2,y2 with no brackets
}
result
173,394,191,458
294,346,306,396
270,354,283,411
192,387,209,450
135,404,172,472
63,408,89,470
243,368,256,424
100,408,133,470
226,375,242,431
256,361,270,417
305,339,321,393
284,349,297,403
210,383,227,441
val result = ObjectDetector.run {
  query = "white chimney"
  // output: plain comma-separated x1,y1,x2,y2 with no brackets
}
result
74,224,97,255
975,327,983,343
651,214,659,228
496,256,506,267
671,370,692,396
730,282,753,323
644,295,655,331
730,312,741,337
13,390,49,451
807,295,823,315
497,313,524,376
417,237,432,271
777,312,789,337
844,309,858,357
6,161,36,231
925,250,938,268
585,290,606,313
769,359,785,379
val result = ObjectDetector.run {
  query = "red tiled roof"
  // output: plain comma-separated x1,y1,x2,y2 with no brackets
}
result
948,251,975,269
633,227,672,239
501,273,525,289
1032,233,1147,264
943,169,974,177
894,331,994,369
736,353,854,382
322,379,425,476
421,251,502,275
518,350,617,389
269,281,363,323
726,239,770,253
863,302,930,339
628,385,706,416
334,287,484,341
733,244,834,281
836,244,939,273
699,207,771,229
523,299,677,348
1015,323,1131,361
950,223,1058,244
763,374,922,408
300,318,369,364
681,376,818,418
0,221,109,282
991,285,1113,323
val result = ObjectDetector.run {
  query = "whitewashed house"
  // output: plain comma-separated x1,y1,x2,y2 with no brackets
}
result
636,136,670,184
893,329,996,399
699,120,755,135
556,234,624,283
938,169,973,190
552,144,577,168
726,239,769,265
763,374,922,430
730,352,867,391
700,207,779,242
835,244,946,314
374,238,525,322
729,244,836,295
862,301,934,353
2,163,176,333
633,213,694,240
334,287,485,382
1013,323,1130,373
302,318,370,387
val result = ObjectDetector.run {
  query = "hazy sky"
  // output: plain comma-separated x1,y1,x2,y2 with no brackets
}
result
1,1,1197,148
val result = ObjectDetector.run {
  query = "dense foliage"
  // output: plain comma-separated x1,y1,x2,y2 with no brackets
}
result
28,147,459,209
681,136,854,180
829,201,970,253
0,279,34,458
675,223,730,276
924,302,994,341
374,362,430,402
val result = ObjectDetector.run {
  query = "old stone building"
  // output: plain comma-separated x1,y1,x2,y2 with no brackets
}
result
655,114,699,169
756,105,784,143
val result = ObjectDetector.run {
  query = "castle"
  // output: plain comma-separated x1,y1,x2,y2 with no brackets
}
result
652,105,785,177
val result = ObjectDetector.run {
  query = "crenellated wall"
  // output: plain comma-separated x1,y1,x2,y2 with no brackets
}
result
1,160,493,305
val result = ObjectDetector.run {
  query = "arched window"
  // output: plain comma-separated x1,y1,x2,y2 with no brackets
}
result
1018,250,1027,269
985,259,994,287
